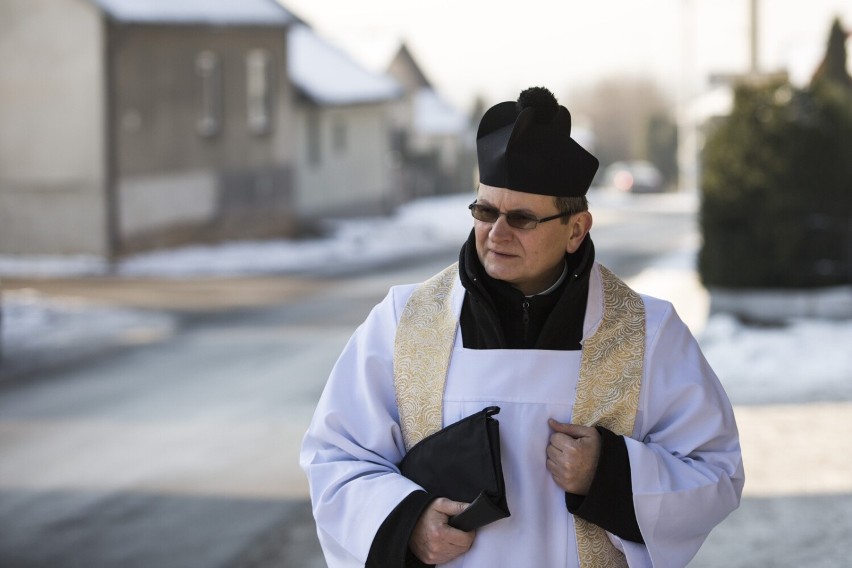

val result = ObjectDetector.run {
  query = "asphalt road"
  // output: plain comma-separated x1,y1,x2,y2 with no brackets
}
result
2,194,850,567
0,247,469,568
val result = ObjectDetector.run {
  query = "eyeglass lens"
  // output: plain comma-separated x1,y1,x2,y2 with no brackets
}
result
470,204,538,229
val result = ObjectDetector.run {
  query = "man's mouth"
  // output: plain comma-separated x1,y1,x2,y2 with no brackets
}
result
489,250,516,258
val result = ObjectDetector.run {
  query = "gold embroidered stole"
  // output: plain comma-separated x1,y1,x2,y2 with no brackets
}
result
393,263,460,450
571,265,645,568
393,263,645,567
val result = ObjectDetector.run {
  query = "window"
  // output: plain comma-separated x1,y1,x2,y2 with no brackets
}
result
196,51,222,137
307,112,321,166
246,49,274,135
332,118,347,155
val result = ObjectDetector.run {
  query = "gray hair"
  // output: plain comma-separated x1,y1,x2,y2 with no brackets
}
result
553,196,589,224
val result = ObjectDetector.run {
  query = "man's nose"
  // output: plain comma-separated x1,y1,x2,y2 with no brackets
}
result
489,214,513,240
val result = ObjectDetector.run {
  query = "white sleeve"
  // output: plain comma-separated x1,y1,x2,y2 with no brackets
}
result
299,286,422,567
624,300,745,568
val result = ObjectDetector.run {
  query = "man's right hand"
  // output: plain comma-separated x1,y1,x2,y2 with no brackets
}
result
409,497,475,564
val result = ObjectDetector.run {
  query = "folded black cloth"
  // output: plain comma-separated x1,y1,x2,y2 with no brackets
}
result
398,406,510,531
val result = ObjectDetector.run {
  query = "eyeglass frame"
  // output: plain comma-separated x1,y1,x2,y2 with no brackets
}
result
468,201,572,229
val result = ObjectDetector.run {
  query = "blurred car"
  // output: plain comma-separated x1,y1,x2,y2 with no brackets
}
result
604,160,665,193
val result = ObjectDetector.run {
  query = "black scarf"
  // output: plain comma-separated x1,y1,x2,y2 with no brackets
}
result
458,230,594,350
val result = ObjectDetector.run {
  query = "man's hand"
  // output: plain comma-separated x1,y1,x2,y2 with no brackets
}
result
409,497,475,564
546,419,602,495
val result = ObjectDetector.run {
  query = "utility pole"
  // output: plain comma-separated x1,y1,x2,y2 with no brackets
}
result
750,0,759,74
103,19,121,273
676,0,698,193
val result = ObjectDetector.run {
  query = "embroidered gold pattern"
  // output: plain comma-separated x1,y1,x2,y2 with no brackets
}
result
393,264,459,450
573,265,646,568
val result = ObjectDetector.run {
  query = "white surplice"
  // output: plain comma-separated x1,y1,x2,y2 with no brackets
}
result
300,263,744,567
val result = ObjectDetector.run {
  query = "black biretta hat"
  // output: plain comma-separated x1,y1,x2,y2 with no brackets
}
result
476,86,599,197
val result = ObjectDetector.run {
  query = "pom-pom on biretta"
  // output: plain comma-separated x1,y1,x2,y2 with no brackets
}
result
476,85,599,197
516,86,559,124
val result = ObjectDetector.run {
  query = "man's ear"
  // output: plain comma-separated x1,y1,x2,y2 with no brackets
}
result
565,212,593,254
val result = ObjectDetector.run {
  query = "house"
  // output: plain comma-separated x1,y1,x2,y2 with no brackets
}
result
288,24,404,220
0,0,301,257
385,44,473,199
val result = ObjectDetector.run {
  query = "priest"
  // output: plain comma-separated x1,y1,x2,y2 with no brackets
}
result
300,86,744,567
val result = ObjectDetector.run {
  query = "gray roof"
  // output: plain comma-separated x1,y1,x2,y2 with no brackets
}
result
91,0,299,26
289,25,403,106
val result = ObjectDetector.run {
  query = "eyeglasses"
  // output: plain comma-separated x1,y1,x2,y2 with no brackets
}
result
468,202,571,229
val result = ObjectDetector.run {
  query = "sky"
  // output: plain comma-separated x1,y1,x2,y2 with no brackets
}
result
278,0,852,111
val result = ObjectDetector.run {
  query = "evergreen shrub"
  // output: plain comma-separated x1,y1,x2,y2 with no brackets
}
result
699,77,852,288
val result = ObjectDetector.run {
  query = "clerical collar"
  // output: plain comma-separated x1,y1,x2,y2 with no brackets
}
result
526,262,568,298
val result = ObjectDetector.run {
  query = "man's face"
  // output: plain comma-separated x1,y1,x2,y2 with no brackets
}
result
473,184,581,295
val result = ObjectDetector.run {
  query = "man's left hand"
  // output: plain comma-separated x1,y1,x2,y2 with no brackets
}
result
545,420,601,495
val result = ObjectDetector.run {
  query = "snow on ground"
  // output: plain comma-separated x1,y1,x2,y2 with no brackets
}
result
0,194,474,279
1,289,175,378
701,314,852,404
2,191,851,400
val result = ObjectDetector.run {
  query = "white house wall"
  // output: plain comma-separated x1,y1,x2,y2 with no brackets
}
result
0,0,108,254
118,170,218,236
294,105,393,218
